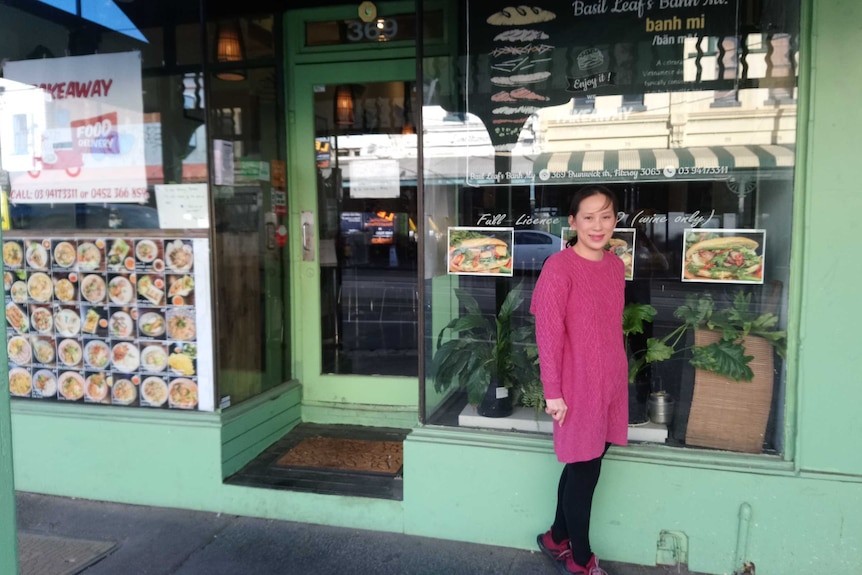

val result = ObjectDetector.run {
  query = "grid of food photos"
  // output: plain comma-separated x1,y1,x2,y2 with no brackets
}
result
4,237,200,410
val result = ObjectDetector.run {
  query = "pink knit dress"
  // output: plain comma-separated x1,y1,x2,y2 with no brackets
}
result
530,247,628,463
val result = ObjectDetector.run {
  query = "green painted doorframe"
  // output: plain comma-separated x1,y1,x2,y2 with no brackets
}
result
284,4,420,426
0,228,18,573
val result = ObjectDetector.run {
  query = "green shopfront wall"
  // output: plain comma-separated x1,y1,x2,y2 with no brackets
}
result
403,1,862,574
7,1,862,574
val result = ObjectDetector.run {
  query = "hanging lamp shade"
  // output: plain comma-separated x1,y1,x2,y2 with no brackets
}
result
335,85,354,127
215,20,246,81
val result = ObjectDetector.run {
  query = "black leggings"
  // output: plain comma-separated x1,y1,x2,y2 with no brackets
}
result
550,443,611,566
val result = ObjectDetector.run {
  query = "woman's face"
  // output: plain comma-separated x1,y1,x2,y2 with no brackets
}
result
568,193,616,260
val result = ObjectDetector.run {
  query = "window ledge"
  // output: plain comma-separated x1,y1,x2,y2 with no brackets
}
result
10,398,221,428
408,424,798,477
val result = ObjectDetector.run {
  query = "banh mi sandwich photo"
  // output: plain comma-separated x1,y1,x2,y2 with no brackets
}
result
448,234,513,275
683,235,763,282
605,237,634,279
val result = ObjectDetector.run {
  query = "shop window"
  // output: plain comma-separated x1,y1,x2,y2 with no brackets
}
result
0,1,289,413
422,0,800,456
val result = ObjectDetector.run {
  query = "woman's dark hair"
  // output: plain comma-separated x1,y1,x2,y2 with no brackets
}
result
565,185,619,247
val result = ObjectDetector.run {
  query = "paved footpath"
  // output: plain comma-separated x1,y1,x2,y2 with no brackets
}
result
16,492,707,575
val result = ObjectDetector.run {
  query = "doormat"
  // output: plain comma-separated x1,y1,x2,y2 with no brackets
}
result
274,436,403,475
18,532,117,575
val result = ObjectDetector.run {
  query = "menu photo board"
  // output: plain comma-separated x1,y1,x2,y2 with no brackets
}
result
3,235,214,411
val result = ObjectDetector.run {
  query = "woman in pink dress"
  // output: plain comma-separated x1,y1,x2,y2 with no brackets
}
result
530,185,628,575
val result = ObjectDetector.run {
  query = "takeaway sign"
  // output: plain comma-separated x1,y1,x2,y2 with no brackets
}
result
0,52,147,204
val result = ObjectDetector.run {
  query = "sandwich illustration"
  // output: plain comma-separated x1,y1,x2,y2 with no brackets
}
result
684,236,762,281
449,236,513,274
605,238,633,278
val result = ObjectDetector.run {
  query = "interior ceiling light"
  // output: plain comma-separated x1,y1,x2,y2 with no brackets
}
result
215,20,246,81
335,85,354,127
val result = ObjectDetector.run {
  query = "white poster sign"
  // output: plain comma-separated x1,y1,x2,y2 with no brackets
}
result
0,52,147,204
212,139,235,186
154,184,210,229
348,159,400,198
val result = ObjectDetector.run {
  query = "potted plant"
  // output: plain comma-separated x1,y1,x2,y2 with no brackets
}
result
628,290,787,452
623,302,658,424
629,291,786,380
431,283,540,417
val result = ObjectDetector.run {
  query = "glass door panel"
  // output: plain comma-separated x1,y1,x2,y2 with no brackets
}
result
314,81,419,376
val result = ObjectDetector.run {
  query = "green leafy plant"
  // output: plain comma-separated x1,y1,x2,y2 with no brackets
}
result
432,284,541,406
629,291,787,382
623,302,658,384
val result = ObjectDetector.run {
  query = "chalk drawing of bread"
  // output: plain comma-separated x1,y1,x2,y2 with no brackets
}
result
492,91,517,102
491,71,551,86
510,87,549,101
492,88,548,102
492,105,540,115
487,6,556,26
493,29,550,42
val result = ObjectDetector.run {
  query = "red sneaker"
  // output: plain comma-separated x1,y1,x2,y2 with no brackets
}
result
562,553,609,575
536,530,570,562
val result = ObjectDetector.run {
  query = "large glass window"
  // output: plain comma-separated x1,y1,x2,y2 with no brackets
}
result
0,1,289,412
422,1,799,455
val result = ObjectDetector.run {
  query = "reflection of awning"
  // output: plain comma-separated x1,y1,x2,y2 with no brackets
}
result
532,144,795,184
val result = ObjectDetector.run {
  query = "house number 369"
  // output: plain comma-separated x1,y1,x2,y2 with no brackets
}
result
346,19,398,41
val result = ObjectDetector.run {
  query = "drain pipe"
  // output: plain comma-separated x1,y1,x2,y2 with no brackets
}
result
733,502,753,574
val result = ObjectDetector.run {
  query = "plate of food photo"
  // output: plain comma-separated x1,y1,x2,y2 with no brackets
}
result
53,241,76,268
85,372,110,402
57,338,83,367
165,240,193,273
111,341,140,373
9,367,32,397
7,335,31,365
30,307,53,333
137,275,165,306
80,274,107,303
168,378,198,409
25,242,49,270
84,340,111,369
106,238,131,269
112,378,137,405
141,377,168,407
166,309,196,341
77,242,102,271
109,311,134,339
32,369,57,398
27,272,53,302
54,309,81,337
3,241,23,268
10,280,28,304
31,338,55,365
58,371,85,401
140,345,168,373
108,275,134,305
6,302,29,333
138,311,165,338
54,278,76,303
135,239,158,263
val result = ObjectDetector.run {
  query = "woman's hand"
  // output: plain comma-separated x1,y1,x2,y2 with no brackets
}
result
545,397,567,427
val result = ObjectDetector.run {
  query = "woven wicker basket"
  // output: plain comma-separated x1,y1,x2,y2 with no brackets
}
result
685,330,774,453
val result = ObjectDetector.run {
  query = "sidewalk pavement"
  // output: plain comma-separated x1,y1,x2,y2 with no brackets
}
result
15,492,707,575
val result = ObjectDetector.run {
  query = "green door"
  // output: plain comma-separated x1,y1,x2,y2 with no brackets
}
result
287,59,419,427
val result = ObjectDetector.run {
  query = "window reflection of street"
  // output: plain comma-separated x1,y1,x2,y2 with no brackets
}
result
328,267,418,376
